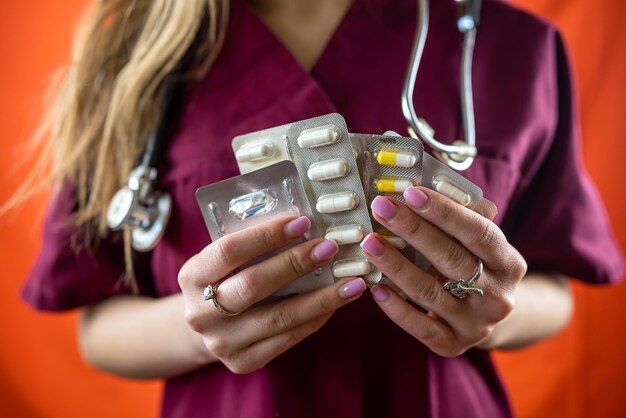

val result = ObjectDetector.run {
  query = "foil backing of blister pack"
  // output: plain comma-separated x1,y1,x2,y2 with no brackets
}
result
195,160,334,297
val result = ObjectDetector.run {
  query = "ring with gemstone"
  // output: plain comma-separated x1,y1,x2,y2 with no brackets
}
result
203,283,241,316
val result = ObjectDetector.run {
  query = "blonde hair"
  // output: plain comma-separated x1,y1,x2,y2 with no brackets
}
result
12,0,229,286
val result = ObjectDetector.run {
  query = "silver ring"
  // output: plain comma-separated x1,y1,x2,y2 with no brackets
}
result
443,256,484,299
203,284,241,316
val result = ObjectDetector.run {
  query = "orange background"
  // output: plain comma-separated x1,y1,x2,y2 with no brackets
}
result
0,1,624,417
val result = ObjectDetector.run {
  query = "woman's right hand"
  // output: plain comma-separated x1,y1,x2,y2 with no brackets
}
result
178,216,366,374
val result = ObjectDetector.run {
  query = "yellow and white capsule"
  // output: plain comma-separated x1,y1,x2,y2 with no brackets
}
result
376,148,417,168
375,178,414,194
316,192,359,214
432,176,471,206
325,225,366,245
382,235,408,250
332,258,372,278
297,125,340,148
235,141,275,162
307,158,350,181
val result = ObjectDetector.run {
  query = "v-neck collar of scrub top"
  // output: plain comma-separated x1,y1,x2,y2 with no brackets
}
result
227,0,462,134
205,0,422,128
245,0,359,76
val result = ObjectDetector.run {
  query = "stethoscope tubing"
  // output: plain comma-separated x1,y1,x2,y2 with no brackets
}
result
402,0,478,171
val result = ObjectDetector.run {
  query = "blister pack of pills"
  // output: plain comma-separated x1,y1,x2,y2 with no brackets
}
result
350,133,423,252
195,160,334,297
232,114,381,285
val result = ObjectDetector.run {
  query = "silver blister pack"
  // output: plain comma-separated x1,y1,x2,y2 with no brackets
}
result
195,160,334,296
283,114,380,284
350,133,427,271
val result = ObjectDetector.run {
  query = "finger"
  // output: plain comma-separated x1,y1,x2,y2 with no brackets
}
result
214,238,340,313
370,284,461,357
231,277,366,348
361,235,508,344
371,188,508,269
471,198,497,221
179,215,311,287
401,187,524,274
225,313,332,374
370,196,479,280
360,233,457,314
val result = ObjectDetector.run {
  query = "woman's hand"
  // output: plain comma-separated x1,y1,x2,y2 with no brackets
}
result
178,216,366,374
361,187,527,357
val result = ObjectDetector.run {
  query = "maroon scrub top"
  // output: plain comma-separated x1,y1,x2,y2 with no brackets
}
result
22,0,625,417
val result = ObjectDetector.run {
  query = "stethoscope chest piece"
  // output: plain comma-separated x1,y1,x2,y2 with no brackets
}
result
107,166,172,252
129,192,171,252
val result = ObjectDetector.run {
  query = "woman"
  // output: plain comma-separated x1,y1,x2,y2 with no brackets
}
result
22,0,624,417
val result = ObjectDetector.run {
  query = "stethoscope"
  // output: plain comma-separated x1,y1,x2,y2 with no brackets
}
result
107,0,482,251
106,82,175,251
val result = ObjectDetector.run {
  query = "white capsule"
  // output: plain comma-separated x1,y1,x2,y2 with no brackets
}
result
235,141,275,162
307,158,350,181
297,125,339,148
316,192,359,214
332,258,372,278
433,178,471,206
375,178,414,194
382,235,408,249
325,225,366,245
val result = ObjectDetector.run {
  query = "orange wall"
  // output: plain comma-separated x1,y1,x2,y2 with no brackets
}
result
0,1,624,417
492,1,626,417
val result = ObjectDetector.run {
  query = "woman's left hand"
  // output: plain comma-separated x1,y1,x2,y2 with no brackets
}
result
361,186,527,357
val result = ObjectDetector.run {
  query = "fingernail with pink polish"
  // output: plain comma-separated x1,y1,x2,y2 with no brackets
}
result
310,240,339,262
340,278,366,299
404,187,429,210
360,234,385,257
371,285,390,302
371,196,397,220
284,216,311,238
